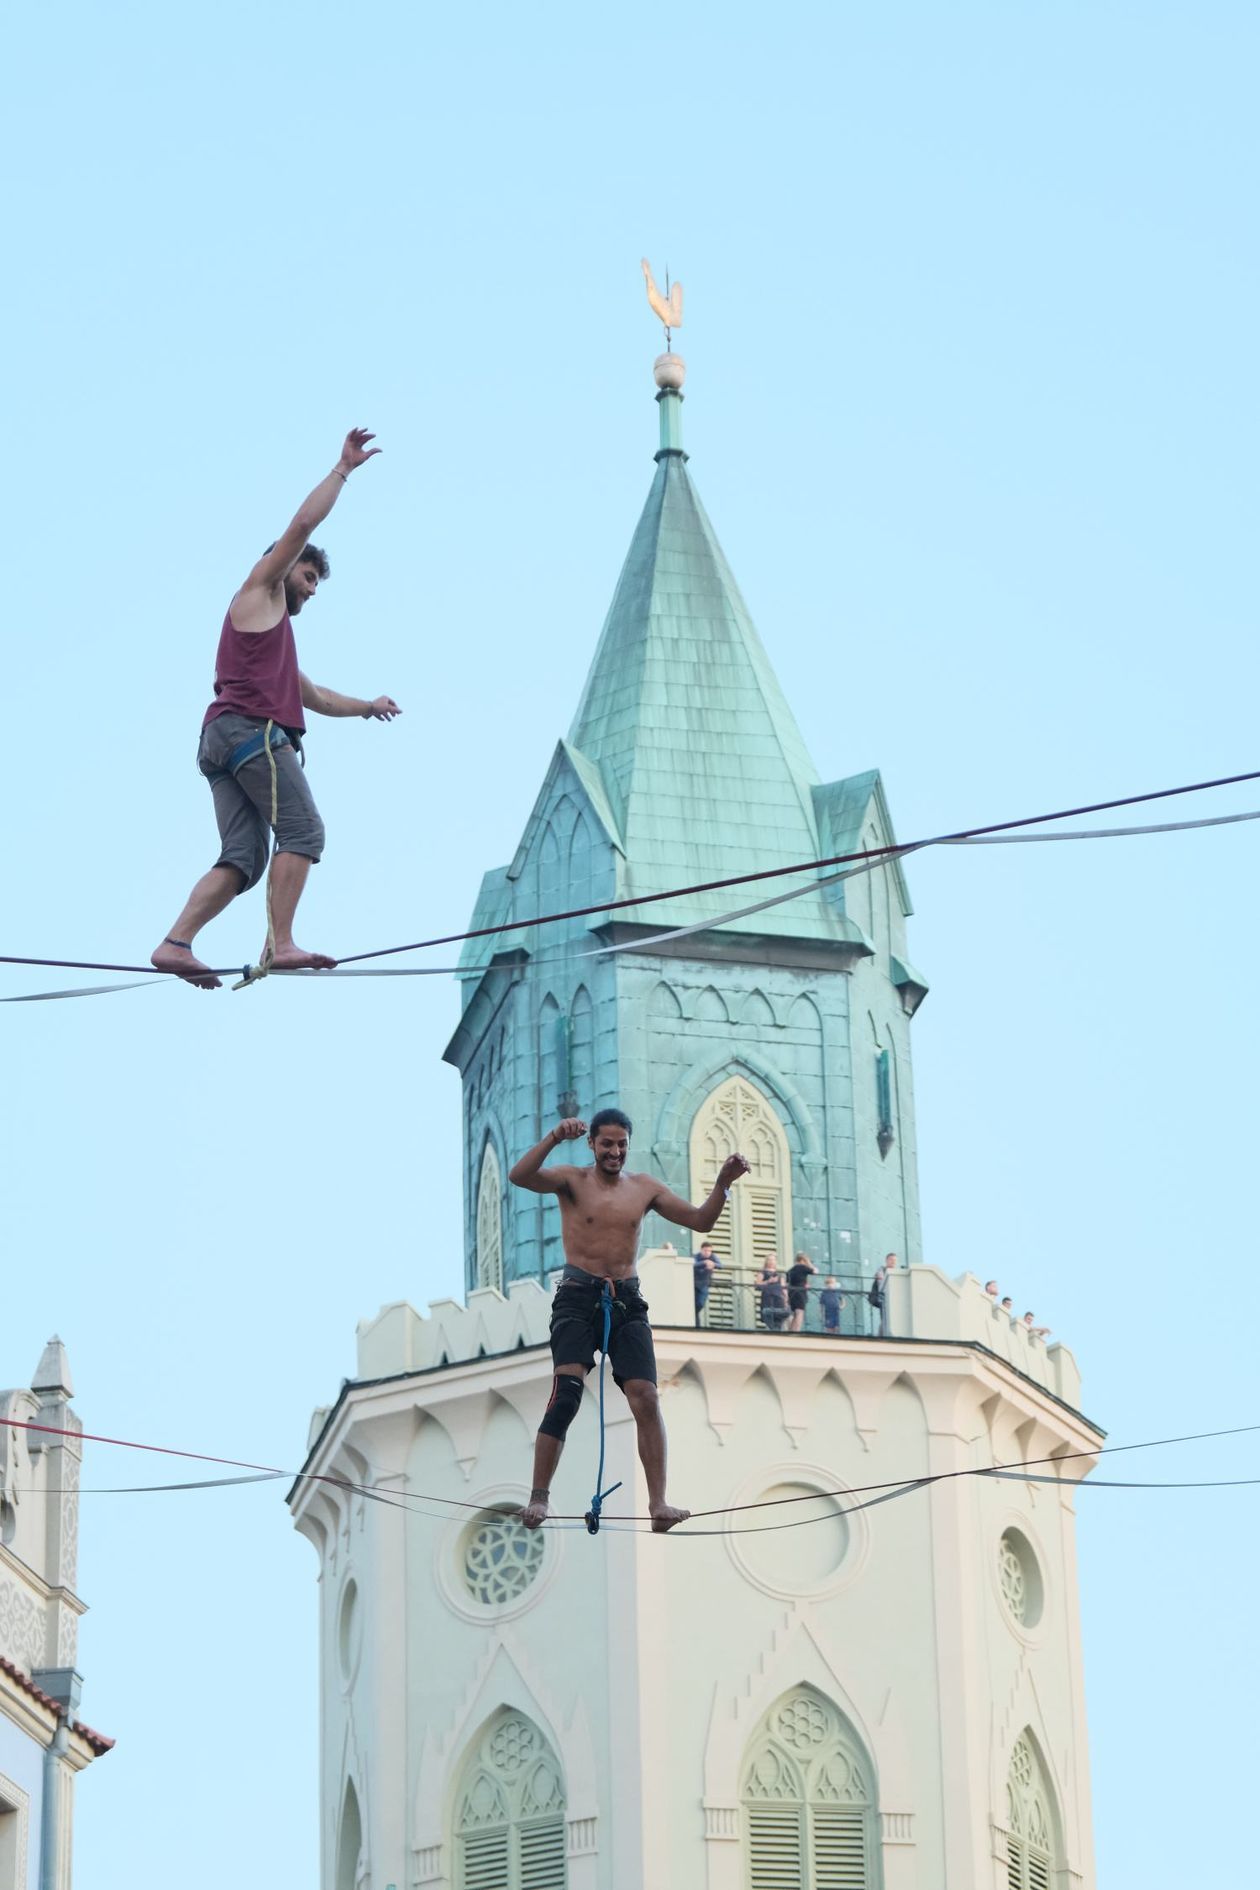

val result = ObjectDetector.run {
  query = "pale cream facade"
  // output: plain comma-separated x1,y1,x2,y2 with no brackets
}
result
0,1341,111,1890
291,1263,1097,1890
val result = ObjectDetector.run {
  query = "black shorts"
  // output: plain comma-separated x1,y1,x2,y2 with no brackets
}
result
549,1267,657,1388
787,1289,808,1312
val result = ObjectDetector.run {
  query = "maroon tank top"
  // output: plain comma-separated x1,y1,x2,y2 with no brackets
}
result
202,603,305,733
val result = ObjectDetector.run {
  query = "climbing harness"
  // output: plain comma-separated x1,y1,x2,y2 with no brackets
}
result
584,1283,623,1535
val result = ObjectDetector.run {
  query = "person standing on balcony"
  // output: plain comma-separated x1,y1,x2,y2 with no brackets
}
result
755,1253,790,1333
786,1251,817,1332
693,1241,721,1326
869,1252,898,1338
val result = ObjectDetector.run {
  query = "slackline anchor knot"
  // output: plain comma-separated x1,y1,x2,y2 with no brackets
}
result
231,955,272,992
584,1282,622,1535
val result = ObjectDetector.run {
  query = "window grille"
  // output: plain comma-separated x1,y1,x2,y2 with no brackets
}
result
476,1143,504,1292
742,1687,879,1889
998,1537,1026,1623
1003,1735,1055,1890
456,1712,566,1890
463,1514,544,1606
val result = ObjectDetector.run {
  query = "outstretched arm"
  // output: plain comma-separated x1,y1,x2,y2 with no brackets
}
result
237,427,381,601
509,1118,587,1194
300,675,402,721
650,1154,749,1234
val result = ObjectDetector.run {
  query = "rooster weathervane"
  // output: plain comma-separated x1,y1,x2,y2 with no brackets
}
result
641,257,683,350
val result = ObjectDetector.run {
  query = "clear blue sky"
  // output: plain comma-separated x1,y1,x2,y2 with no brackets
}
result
3,4,1257,1884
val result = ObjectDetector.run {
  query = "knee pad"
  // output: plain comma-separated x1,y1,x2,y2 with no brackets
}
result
538,1373,584,1441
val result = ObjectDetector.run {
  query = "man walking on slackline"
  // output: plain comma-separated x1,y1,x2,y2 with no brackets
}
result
510,1109,749,1532
152,427,400,989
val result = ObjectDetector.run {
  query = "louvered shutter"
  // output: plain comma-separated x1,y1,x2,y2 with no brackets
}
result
812,1808,869,1887
460,1827,510,1890
746,1186,783,1263
518,1818,566,1889
748,1804,805,1889
690,1077,793,1309
1027,1853,1050,1890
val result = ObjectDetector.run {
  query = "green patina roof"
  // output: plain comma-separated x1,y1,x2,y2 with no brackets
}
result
457,391,906,976
813,769,913,918
563,413,848,940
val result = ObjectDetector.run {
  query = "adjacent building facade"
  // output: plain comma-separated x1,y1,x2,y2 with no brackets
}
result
0,1341,111,1890
292,353,1099,1890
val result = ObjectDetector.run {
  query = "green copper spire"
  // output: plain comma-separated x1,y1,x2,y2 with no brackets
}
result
448,329,925,1296
656,385,686,460
565,376,847,941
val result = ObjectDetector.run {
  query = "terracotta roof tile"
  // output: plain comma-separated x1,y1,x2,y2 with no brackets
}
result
0,1656,113,1755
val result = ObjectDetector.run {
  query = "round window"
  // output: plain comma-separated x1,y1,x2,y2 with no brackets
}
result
998,1527,1044,1629
337,1577,362,1684
739,1481,849,1593
462,1513,544,1607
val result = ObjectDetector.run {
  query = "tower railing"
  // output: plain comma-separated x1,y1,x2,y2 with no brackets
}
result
696,1268,880,1339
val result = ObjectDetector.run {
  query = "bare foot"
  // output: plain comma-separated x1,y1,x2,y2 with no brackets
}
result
263,943,338,972
151,940,221,990
650,1502,691,1533
520,1490,551,1530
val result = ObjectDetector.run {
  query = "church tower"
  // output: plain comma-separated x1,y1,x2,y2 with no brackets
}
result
444,350,928,1301
291,324,1099,1890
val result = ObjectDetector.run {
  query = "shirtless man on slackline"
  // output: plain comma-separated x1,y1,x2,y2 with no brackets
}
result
509,1108,749,1532
152,428,400,988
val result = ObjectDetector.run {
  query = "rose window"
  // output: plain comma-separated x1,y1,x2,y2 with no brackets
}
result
463,1515,544,1607
998,1528,1044,1630
777,1696,830,1749
489,1716,537,1775
999,1538,1027,1622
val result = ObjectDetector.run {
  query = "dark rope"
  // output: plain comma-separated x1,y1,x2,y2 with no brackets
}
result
1,766,1257,977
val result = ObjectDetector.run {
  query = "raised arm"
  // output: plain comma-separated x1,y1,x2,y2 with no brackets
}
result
649,1153,749,1234
300,674,402,721
235,428,381,612
508,1118,587,1195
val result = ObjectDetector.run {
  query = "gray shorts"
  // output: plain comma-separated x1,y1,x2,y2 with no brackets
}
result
198,713,325,892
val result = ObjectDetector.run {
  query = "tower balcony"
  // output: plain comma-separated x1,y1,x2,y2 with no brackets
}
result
348,1258,1083,1424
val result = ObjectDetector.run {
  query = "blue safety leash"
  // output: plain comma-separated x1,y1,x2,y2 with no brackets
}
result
584,1283,623,1534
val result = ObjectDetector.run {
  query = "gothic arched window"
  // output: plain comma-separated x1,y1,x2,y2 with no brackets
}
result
690,1076,794,1324
1004,1734,1056,1890
476,1142,504,1293
569,986,594,1118
455,1709,567,1889
335,1778,363,1890
742,1685,881,1888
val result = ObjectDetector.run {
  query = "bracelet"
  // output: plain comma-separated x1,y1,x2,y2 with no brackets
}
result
334,468,349,484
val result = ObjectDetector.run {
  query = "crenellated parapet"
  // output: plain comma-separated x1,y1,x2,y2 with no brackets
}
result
351,1256,1083,1409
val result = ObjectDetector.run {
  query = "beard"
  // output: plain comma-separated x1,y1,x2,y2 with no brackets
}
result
284,582,304,614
